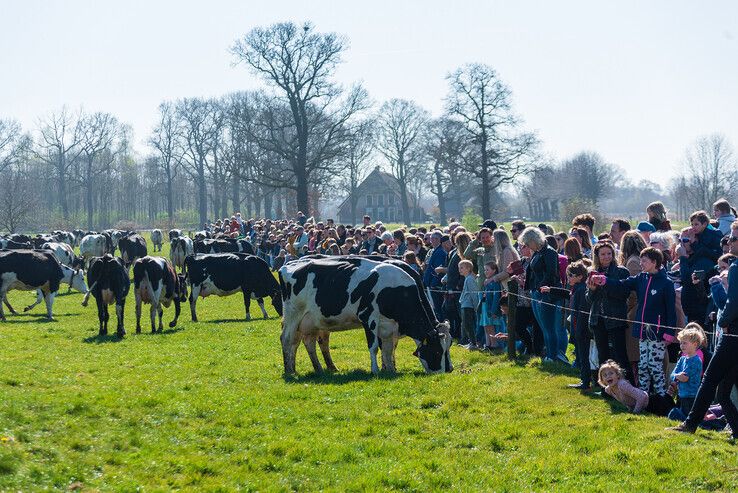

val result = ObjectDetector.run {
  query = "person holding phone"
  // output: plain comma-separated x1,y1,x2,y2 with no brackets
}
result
586,241,631,381
678,211,722,323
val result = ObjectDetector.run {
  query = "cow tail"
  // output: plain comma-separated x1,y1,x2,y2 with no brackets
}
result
81,281,97,307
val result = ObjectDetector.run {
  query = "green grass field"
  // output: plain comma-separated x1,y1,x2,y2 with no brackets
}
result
1,235,737,491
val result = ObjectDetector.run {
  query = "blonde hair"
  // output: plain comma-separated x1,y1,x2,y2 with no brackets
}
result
597,359,624,387
458,259,474,273
679,323,706,347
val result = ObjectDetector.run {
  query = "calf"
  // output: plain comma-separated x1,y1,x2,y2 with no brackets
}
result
133,256,187,333
82,255,130,336
170,236,194,273
118,234,148,270
150,229,164,252
185,253,282,322
279,257,452,375
0,250,86,320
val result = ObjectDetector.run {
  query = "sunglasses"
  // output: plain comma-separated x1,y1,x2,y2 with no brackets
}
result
680,238,691,243
649,241,660,246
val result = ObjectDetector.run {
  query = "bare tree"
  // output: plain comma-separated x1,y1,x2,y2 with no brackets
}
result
679,134,737,211
149,101,183,223
76,112,127,229
231,21,368,215
375,99,428,227
0,119,30,173
0,168,35,233
338,118,375,225
35,108,85,219
425,118,467,225
560,151,620,206
445,64,538,219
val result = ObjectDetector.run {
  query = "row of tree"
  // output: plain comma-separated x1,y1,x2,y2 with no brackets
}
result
1,22,735,232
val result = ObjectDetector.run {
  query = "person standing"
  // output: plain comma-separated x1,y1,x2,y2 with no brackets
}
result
423,231,448,321
669,255,738,440
464,227,496,291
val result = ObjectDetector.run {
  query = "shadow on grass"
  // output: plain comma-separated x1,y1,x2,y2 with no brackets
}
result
2,315,57,324
82,333,124,344
206,316,275,323
283,369,401,385
137,327,185,336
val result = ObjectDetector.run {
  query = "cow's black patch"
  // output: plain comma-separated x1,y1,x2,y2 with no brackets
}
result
0,250,64,293
118,234,148,268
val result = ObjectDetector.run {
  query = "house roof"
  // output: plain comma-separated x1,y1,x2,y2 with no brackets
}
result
337,166,403,212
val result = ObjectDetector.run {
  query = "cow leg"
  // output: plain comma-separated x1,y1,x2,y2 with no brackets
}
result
169,299,180,328
317,332,338,372
242,289,252,321
189,285,200,322
380,335,397,373
158,306,164,332
3,295,17,315
0,290,8,321
24,290,44,312
135,290,142,334
302,334,323,373
149,304,157,333
96,297,106,335
44,292,55,320
363,325,380,375
257,298,268,319
280,320,301,375
116,299,126,337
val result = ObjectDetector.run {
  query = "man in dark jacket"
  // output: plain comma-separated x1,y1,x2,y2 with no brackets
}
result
361,227,381,254
679,211,723,322
424,231,448,321
670,256,738,439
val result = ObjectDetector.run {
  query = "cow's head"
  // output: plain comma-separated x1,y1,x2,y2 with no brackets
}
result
67,267,89,294
270,288,283,317
413,322,452,374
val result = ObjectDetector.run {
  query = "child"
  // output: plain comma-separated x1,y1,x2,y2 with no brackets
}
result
668,324,705,418
459,260,479,350
605,248,676,395
479,261,505,350
403,251,421,273
541,261,592,389
599,360,674,415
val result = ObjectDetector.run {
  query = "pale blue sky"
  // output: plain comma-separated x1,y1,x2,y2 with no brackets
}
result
1,0,737,187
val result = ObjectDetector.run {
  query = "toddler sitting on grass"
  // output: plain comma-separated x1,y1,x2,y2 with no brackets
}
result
598,360,674,415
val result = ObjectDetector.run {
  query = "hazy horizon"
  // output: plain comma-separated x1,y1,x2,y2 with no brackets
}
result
2,0,737,188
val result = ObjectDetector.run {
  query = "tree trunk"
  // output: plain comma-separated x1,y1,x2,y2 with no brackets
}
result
434,166,447,226
197,164,207,228
232,174,240,215
264,190,273,219
399,182,412,227
58,159,69,220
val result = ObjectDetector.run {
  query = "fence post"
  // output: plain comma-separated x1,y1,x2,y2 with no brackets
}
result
507,279,518,359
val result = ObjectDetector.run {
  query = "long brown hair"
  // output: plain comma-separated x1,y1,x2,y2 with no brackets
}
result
564,237,584,263
592,241,618,271
618,230,647,265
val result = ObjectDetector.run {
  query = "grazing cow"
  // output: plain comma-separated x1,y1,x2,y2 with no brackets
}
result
0,239,32,249
118,234,148,270
193,238,254,255
291,254,448,373
184,253,282,322
0,250,87,320
82,255,130,336
278,257,452,375
41,242,83,270
133,256,187,333
168,229,182,241
79,234,108,268
169,237,194,273
150,229,164,252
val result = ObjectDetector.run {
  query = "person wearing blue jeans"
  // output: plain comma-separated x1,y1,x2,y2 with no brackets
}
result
520,226,569,363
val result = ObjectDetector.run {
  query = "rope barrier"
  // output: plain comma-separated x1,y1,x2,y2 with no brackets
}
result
426,286,738,339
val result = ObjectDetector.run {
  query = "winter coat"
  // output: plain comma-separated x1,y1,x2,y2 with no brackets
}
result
607,268,677,342
717,214,736,236
524,244,562,292
586,263,630,329
717,258,738,333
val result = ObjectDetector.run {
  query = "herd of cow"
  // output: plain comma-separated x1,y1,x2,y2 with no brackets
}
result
0,228,454,376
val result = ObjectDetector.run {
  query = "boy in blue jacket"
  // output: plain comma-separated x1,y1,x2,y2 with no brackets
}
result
605,248,676,395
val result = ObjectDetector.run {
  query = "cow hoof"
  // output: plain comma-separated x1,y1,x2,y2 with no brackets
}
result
136,327,141,334
23,306,31,313
327,366,339,373
168,321,177,328
116,331,126,338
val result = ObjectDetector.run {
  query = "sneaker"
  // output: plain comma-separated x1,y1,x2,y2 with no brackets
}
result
568,382,591,390
666,422,696,434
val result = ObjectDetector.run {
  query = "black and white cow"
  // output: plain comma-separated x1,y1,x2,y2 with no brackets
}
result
0,239,32,250
170,236,194,273
118,234,148,270
168,229,182,241
193,230,211,241
32,235,55,248
8,234,32,244
41,242,83,270
0,250,87,320
278,257,452,375
289,254,447,373
150,229,164,252
72,229,85,247
193,238,254,255
82,255,130,337
133,256,187,333
184,253,282,322
51,230,75,247
79,234,108,268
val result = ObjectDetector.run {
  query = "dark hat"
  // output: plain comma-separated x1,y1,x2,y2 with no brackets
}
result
478,219,497,230
441,234,451,243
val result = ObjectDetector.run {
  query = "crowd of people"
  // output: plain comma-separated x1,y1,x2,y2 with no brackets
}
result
206,200,738,441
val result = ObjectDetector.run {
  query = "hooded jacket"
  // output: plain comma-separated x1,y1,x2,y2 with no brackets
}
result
607,268,676,341
586,263,630,329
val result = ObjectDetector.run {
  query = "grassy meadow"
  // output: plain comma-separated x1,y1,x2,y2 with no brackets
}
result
1,234,737,491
